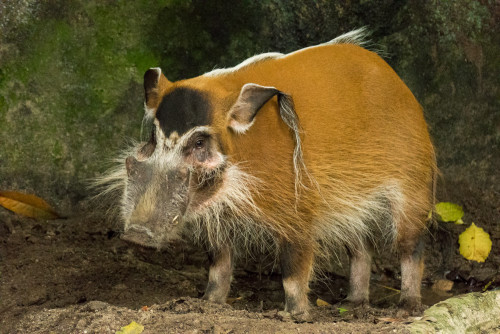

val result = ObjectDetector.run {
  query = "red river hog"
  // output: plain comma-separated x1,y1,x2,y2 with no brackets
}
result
99,28,437,321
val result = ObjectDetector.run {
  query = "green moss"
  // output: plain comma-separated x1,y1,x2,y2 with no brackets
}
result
0,0,163,209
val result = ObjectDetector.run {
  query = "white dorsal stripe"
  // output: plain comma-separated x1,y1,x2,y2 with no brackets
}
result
204,52,283,77
203,28,370,78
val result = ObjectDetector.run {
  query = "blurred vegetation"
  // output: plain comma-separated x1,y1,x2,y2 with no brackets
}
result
0,0,498,213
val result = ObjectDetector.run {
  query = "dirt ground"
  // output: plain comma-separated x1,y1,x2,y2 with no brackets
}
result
0,181,499,333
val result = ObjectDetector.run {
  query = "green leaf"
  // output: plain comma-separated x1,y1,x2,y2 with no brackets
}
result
338,307,348,314
435,202,464,223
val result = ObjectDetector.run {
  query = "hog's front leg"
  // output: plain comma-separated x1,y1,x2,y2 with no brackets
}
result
280,241,314,322
202,245,233,303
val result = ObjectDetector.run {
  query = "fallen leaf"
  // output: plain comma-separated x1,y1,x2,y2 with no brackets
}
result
116,321,144,334
377,284,401,293
432,279,454,292
0,191,59,219
316,298,331,307
431,279,454,297
338,307,348,314
483,279,494,292
427,210,432,221
377,317,402,323
434,202,464,224
141,305,148,311
226,296,243,305
459,223,492,262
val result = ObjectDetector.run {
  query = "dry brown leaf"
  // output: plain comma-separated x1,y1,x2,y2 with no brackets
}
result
226,296,243,305
0,191,60,219
432,279,454,292
431,279,454,297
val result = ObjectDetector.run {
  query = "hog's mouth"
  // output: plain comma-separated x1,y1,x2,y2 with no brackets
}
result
120,225,157,248
119,224,183,250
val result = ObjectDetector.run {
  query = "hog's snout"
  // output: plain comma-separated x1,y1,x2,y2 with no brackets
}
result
121,152,190,248
121,213,185,249
120,225,156,248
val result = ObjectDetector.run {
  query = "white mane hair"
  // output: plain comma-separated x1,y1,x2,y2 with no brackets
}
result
203,27,371,78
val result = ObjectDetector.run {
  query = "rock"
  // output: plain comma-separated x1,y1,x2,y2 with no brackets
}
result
83,301,109,312
410,290,500,333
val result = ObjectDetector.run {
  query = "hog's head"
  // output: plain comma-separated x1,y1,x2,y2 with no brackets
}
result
119,67,299,250
120,122,227,249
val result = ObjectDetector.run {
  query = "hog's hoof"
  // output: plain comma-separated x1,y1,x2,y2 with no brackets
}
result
342,297,370,308
292,310,312,323
397,297,426,316
338,299,373,319
201,293,226,304
277,310,312,323
341,298,370,311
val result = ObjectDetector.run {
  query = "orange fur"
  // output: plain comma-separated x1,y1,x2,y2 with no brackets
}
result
173,43,436,252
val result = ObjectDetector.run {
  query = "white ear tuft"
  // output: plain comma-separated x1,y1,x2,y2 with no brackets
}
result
143,102,156,119
228,117,255,134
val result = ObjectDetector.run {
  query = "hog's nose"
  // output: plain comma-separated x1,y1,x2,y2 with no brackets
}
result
120,225,155,248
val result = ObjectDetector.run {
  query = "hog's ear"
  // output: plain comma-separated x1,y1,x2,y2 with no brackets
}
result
137,125,157,161
227,83,280,134
125,156,140,178
143,67,172,118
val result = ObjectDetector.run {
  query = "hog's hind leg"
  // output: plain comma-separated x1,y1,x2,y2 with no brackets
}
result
280,241,314,322
399,233,425,312
346,244,373,305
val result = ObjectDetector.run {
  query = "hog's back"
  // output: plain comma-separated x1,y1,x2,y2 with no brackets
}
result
207,44,435,240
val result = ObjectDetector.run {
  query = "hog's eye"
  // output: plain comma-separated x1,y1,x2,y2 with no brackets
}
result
195,138,205,149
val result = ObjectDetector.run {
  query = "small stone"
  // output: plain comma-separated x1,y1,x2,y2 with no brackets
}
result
83,300,109,312
113,283,127,290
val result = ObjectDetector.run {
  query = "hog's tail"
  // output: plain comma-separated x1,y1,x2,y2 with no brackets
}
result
429,147,439,227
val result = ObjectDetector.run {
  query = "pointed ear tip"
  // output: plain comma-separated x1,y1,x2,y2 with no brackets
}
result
144,67,161,80
242,83,278,92
146,67,161,74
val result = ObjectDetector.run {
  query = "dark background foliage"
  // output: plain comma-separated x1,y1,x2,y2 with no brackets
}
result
0,0,498,222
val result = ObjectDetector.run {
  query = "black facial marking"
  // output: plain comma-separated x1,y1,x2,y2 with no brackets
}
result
156,87,211,137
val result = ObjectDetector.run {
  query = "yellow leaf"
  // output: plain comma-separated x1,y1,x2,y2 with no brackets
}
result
116,321,144,334
316,298,331,307
435,202,464,223
459,223,492,262
0,191,59,219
